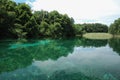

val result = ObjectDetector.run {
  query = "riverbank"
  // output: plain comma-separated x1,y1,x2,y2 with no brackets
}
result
83,33,113,39
113,35,120,38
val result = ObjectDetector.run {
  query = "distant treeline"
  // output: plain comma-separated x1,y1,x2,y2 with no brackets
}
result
74,18,120,36
74,23,108,35
0,0,120,39
74,17,120,36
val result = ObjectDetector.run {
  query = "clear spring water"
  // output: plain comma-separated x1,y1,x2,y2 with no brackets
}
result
0,38,120,80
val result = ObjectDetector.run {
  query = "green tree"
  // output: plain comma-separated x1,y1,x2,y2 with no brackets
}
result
74,24,85,36
61,14,75,37
0,0,17,38
0,1,75,39
74,23,108,36
25,16,40,38
109,18,120,35
13,3,32,38
39,21,50,37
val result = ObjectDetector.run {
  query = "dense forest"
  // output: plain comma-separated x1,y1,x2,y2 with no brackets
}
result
0,0,120,39
0,0,75,39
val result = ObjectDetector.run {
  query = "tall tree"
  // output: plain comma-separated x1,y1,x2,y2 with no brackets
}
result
109,18,120,35
0,0,16,38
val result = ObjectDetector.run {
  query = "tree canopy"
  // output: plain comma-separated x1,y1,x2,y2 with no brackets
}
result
0,0,75,39
109,18,120,35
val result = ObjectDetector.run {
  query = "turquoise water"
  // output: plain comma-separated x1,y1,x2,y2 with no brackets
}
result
0,38,120,80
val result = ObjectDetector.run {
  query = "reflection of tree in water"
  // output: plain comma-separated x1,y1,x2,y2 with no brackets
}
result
75,38,108,47
0,39,75,73
109,38,120,55
49,70,101,80
0,48,33,73
31,39,75,60
0,38,108,73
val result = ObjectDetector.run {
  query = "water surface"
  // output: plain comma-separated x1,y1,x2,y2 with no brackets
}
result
0,38,120,80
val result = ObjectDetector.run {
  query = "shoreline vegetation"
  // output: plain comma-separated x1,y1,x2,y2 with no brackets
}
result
0,0,120,39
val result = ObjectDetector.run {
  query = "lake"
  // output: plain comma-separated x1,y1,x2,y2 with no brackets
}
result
0,38,120,80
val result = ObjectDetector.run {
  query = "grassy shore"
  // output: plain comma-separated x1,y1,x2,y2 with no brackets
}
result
83,33,113,39
113,35,120,38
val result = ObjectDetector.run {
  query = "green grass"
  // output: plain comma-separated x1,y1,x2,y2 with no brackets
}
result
83,33,113,39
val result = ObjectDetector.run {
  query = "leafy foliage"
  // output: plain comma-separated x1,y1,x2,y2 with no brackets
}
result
109,18,120,35
0,1,75,39
74,23,108,35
